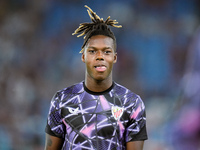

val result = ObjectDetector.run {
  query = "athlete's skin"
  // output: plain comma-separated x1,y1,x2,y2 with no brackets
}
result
44,35,144,150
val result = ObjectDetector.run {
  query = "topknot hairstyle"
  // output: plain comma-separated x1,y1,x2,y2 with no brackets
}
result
72,5,122,53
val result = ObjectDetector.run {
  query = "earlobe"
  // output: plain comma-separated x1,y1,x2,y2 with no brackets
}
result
114,53,117,63
81,53,85,63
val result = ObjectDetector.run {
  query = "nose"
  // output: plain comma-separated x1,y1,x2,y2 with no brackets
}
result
96,51,104,61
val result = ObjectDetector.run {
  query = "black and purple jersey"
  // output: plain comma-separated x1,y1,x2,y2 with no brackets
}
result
45,81,147,150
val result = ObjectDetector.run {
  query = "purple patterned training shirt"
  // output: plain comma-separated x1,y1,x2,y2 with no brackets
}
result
45,81,147,150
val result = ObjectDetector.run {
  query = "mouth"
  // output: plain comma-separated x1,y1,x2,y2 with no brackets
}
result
94,65,107,72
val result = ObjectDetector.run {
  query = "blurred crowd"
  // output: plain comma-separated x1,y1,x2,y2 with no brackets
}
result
0,0,199,149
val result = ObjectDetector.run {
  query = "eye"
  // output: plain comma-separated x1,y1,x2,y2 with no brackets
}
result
104,50,112,54
88,50,96,54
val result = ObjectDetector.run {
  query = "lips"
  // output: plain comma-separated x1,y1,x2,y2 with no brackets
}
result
94,65,106,72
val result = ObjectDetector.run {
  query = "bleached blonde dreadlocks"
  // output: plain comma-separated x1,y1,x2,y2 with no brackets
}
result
72,5,122,53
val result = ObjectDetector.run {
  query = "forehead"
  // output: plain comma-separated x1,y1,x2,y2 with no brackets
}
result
86,35,114,48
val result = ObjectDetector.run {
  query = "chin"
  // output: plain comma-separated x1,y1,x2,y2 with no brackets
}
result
94,75,111,82
94,77,106,82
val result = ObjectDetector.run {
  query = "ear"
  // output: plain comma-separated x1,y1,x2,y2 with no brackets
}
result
113,52,117,63
81,53,85,63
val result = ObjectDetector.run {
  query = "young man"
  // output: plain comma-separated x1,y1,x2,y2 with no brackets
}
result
45,5,148,150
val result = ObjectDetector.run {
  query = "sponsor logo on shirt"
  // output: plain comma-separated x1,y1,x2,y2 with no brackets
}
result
68,107,79,115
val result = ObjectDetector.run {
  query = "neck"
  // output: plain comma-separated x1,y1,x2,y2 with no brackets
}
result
85,75,113,92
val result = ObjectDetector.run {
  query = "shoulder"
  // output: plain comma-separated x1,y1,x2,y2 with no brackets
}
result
112,82,144,107
54,81,84,101
113,82,139,99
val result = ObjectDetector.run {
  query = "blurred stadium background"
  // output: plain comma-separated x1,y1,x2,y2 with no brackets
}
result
0,0,200,149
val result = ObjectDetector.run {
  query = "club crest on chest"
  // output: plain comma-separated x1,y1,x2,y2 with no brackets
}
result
111,106,124,120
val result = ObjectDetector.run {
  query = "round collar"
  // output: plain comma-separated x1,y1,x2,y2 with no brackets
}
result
83,81,114,95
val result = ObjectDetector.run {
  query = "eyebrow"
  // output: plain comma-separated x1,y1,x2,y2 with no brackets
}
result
87,46,112,50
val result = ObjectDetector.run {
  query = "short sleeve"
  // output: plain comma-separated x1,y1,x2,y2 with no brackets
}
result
45,92,65,138
125,96,148,142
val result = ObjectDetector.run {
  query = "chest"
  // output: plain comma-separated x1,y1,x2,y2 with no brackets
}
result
61,94,130,138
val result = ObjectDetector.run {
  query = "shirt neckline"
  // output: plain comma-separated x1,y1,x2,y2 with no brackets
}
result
83,81,114,95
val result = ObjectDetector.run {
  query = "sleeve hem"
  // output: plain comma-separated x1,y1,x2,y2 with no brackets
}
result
45,124,64,139
126,124,148,142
